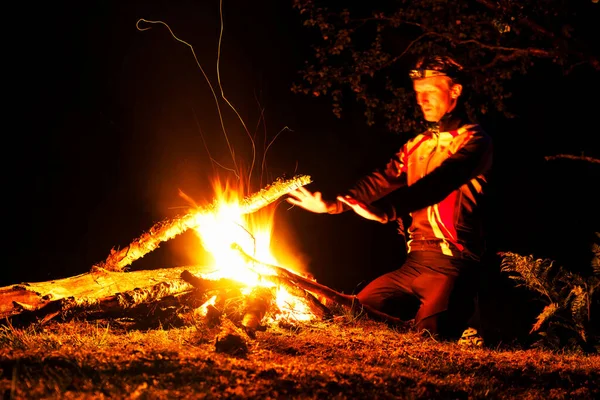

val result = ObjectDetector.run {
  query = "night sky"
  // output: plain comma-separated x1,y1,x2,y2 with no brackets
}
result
4,0,599,324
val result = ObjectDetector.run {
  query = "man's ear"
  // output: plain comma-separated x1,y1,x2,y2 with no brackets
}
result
451,83,463,99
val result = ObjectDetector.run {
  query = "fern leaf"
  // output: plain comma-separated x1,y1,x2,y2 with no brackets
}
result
530,302,559,334
499,252,553,301
569,286,588,323
568,285,589,343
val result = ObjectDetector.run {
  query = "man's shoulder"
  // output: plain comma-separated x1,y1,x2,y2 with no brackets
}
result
456,123,486,135
455,124,492,144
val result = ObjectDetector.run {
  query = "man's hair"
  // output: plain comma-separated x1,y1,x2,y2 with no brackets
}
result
409,55,464,84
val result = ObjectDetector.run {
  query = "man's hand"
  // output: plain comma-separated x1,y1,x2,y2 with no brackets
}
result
337,195,388,224
286,187,334,213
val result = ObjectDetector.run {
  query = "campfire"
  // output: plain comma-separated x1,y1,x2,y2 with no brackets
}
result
0,175,406,352
176,175,334,334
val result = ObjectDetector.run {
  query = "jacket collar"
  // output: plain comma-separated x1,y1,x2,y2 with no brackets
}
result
425,105,470,134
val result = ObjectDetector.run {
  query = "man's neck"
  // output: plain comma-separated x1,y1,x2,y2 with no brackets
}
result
429,106,470,133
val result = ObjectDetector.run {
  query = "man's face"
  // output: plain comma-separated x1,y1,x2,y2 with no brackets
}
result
413,76,461,122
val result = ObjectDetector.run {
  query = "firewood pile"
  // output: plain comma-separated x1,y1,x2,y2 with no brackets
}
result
0,175,407,353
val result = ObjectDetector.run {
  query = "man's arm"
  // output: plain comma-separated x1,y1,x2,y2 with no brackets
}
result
337,195,389,223
327,151,409,214
341,129,493,223
286,147,409,215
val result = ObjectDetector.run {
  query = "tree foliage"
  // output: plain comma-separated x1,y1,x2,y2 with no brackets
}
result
292,0,599,134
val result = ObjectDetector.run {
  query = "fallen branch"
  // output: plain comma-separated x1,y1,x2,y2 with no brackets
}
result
231,244,410,327
93,175,312,272
232,244,354,305
259,273,332,320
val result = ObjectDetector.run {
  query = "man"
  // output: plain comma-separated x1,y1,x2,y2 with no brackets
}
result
287,55,493,342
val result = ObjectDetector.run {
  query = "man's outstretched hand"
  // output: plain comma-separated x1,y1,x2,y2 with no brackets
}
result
337,195,388,224
287,189,389,223
286,187,334,213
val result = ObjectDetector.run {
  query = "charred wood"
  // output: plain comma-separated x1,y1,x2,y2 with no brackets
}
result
241,287,275,338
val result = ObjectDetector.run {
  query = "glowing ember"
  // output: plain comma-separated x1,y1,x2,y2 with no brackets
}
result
195,294,217,317
190,183,315,322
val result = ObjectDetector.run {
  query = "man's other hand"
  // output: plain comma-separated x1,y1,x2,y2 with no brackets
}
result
337,195,388,224
286,187,333,213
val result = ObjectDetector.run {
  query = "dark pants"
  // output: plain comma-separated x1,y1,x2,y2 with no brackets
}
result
356,251,479,339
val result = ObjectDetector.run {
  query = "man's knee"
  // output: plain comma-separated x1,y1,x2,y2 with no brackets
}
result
356,290,381,309
358,291,420,320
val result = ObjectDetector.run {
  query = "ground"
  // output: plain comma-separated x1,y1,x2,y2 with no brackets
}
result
1,314,598,399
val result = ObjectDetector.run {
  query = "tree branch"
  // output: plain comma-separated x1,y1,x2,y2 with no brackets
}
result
475,0,600,70
545,155,600,164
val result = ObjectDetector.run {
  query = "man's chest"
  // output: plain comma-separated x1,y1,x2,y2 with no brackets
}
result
405,133,459,180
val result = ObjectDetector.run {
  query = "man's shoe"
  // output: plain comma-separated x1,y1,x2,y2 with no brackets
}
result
458,327,484,347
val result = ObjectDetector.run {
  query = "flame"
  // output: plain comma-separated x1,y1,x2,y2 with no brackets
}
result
195,294,217,317
189,180,315,322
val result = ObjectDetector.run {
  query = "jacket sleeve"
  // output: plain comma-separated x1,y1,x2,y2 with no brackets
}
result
380,129,493,221
328,149,409,214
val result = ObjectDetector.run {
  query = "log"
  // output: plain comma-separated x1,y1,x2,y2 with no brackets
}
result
241,287,275,338
180,270,245,293
256,273,332,320
180,268,331,327
93,175,311,272
0,265,214,319
4,280,197,328
194,286,245,326
231,244,356,305
231,244,411,327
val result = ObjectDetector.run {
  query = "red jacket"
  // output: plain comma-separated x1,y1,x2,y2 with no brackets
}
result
330,115,493,260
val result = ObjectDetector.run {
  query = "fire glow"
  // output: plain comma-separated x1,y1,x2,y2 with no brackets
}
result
190,185,316,323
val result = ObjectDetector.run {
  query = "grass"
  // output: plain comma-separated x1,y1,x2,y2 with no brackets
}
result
1,311,598,399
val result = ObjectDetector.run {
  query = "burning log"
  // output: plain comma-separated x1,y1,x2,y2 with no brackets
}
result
180,270,244,293
181,266,329,334
195,288,245,327
180,270,247,326
180,268,330,334
231,244,355,306
258,274,332,320
231,244,410,327
241,287,275,338
93,175,311,272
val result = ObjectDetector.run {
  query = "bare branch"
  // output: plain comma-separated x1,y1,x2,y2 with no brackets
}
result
475,0,600,70
545,155,600,164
